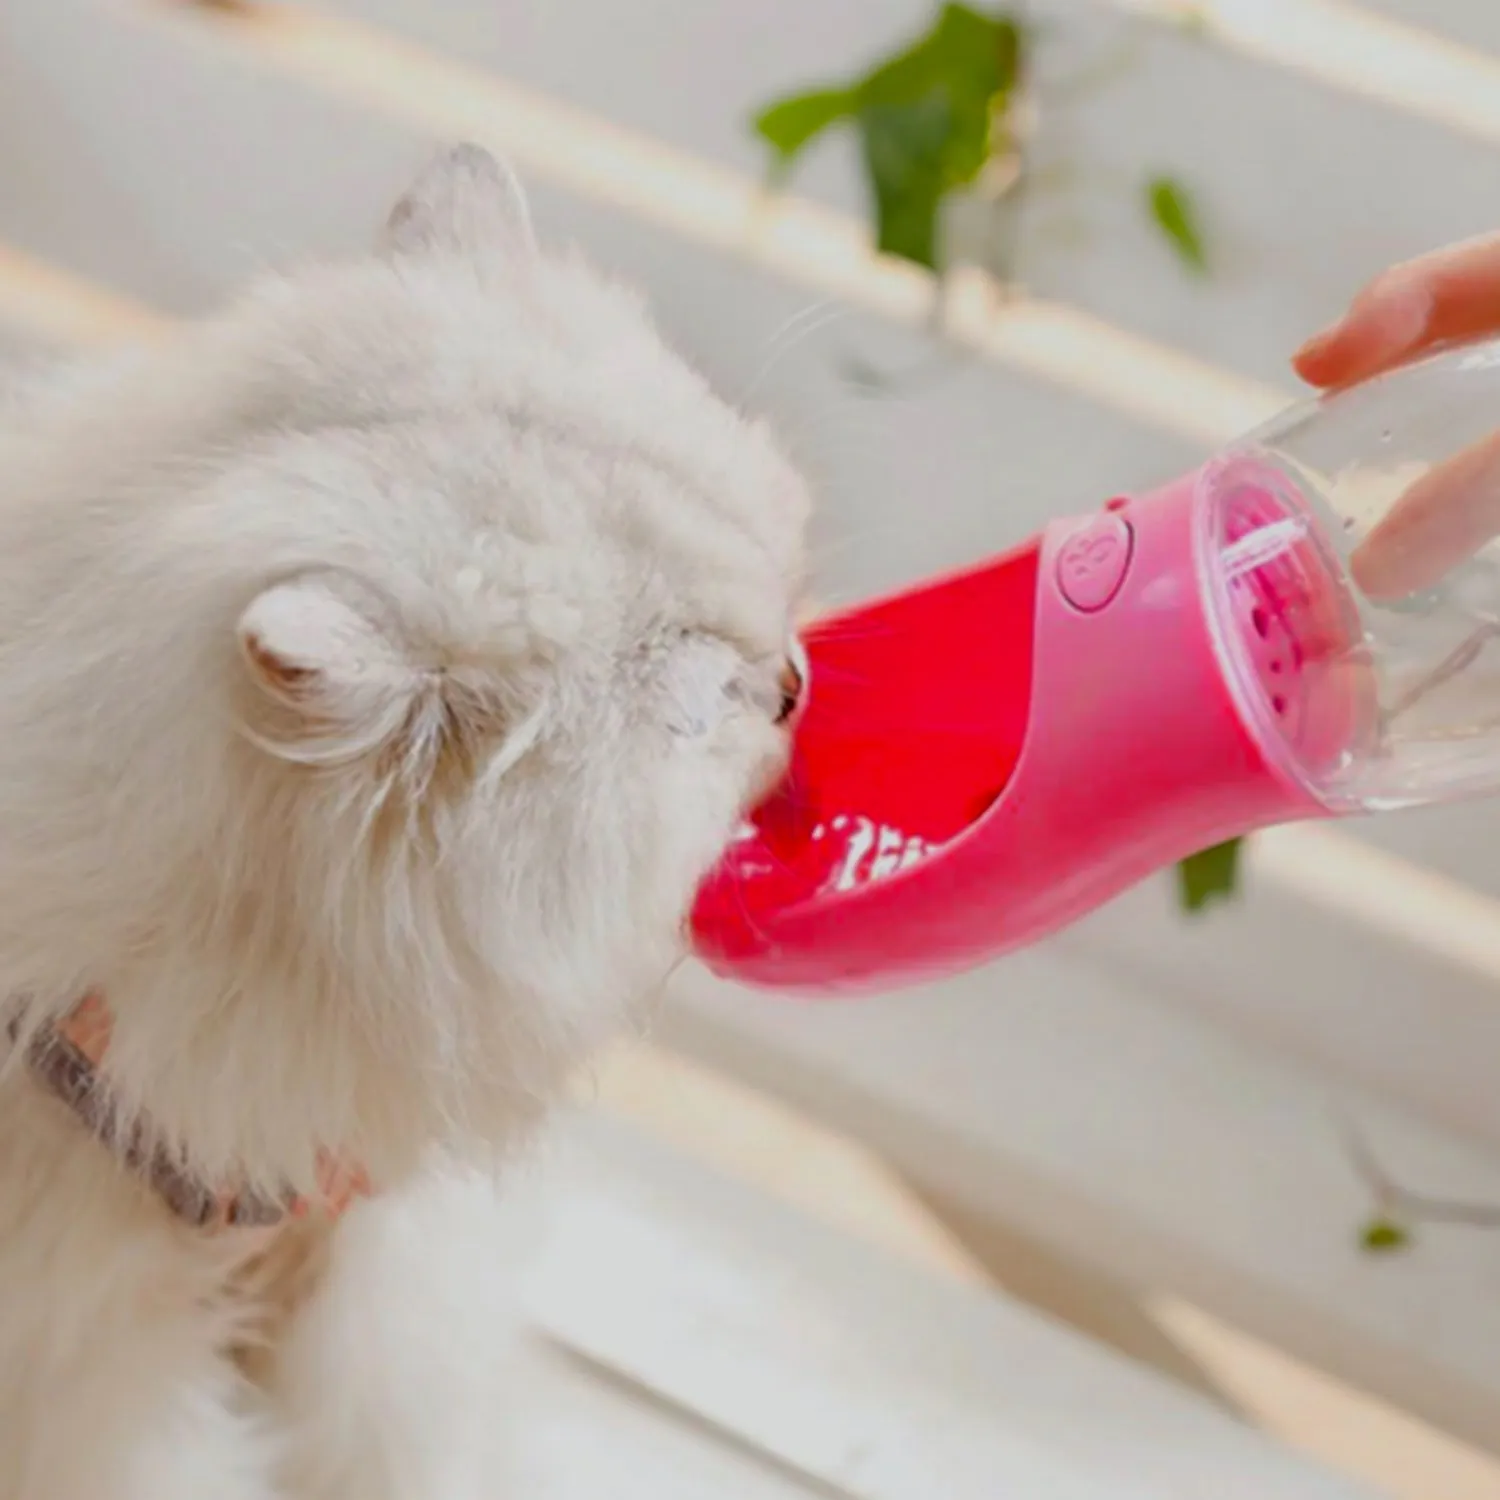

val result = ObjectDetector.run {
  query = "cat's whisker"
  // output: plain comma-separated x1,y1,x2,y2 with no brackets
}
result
740,303,851,406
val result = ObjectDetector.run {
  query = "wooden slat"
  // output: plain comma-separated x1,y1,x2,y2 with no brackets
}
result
524,1117,1379,1500
0,242,161,346
586,1042,991,1287
1114,0,1500,148
1352,0,1500,56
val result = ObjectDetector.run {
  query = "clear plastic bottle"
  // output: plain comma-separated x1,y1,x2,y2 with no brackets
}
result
1202,334,1500,812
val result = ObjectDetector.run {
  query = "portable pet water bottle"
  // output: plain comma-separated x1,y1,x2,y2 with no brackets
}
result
690,335,1500,995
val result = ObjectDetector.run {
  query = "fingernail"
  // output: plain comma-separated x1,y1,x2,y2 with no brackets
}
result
1374,282,1434,353
1294,282,1433,375
1349,539,1403,601
1294,321,1342,366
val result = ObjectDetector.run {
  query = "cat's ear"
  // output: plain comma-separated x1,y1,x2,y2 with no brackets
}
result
380,143,537,264
237,577,423,765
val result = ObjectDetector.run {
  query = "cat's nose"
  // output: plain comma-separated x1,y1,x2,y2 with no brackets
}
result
775,650,805,725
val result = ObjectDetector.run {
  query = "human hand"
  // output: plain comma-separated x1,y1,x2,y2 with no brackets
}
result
1293,234,1500,600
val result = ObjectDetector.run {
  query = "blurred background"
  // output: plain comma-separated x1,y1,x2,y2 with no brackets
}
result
4,2,1500,1496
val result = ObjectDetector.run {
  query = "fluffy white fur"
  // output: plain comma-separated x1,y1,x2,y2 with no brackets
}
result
0,144,809,1499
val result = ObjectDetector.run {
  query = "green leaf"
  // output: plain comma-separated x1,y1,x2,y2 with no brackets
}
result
1177,838,1242,912
854,8,1025,271
1359,1217,1412,1254
1146,174,1208,273
753,88,857,175
751,5,1028,273
857,96,953,270
859,5,1021,116
857,5,1022,185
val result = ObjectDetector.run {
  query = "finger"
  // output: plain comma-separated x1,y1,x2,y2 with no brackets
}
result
1351,427,1500,600
1294,232,1500,390
1292,276,1432,390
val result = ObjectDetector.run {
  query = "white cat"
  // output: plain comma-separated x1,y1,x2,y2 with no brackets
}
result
0,143,809,1499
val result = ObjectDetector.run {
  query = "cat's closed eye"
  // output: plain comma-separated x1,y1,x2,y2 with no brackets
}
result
658,634,805,740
